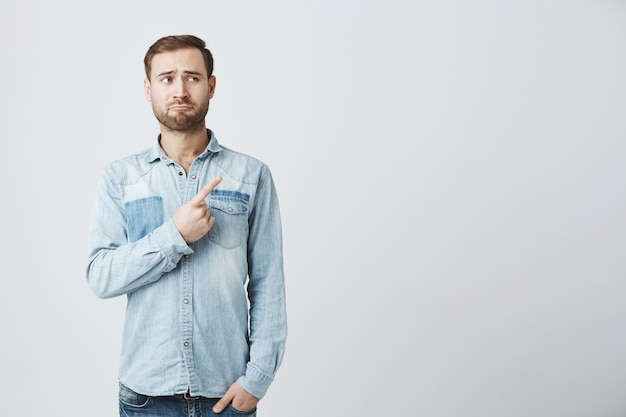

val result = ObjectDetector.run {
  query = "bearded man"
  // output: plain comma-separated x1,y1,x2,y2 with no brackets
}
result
87,34,287,417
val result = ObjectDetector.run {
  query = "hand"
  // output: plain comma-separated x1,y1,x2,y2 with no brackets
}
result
172,176,222,243
212,381,259,414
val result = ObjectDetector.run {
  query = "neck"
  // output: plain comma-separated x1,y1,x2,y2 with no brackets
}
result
159,125,209,173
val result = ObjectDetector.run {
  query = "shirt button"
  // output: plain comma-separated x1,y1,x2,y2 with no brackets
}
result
184,255,190,259
178,171,183,176
191,174,197,179
184,342,189,347
227,207,233,213
183,299,189,304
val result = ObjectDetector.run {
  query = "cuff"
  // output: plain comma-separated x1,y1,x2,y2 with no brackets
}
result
150,219,193,265
236,363,274,399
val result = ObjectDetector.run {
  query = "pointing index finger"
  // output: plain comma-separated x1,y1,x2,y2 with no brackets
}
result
191,176,222,205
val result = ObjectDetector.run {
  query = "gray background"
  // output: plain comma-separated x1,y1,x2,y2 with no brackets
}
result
2,1,626,416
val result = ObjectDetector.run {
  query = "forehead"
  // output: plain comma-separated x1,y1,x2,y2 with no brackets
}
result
150,48,206,78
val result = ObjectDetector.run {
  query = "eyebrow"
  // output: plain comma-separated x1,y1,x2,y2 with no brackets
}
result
156,70,205,78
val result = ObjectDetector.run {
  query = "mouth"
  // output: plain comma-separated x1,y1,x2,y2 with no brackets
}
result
169,104,193,111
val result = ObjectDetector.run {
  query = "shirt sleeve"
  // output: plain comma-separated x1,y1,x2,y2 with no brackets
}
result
236,166,288,399
86,167,193,299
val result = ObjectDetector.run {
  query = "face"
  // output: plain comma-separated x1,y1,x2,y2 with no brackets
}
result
144,48,216,132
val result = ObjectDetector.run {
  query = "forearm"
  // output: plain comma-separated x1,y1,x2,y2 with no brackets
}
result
240,198,287,396
86,219,191,298
238,272,287,397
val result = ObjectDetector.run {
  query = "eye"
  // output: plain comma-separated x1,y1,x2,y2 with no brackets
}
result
161,77,172,83
187,76,198,82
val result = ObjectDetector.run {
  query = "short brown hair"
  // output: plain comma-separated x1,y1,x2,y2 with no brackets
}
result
144,35,214,79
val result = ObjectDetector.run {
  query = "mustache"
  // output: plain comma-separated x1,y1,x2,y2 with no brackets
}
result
169,99,193,106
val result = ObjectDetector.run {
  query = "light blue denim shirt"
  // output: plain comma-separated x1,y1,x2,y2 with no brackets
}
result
86,131,287,400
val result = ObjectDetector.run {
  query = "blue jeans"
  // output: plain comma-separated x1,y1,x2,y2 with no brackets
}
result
119,384,257,417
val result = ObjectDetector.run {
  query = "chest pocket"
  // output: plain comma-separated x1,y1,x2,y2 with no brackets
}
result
125,196,164,242
207,190,250,249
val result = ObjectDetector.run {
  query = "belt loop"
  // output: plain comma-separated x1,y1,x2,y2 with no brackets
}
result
184,390,200,400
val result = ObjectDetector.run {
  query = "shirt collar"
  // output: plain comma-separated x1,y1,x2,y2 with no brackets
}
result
146,129,223,163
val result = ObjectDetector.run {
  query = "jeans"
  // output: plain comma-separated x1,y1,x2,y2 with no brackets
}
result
119,384,257,417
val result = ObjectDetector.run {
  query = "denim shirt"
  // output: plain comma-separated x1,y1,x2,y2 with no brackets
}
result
86,131,287,400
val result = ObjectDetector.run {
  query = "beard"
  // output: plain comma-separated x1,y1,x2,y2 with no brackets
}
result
152,100,209,132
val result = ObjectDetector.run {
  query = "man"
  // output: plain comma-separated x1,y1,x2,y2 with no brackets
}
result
86,35,287,417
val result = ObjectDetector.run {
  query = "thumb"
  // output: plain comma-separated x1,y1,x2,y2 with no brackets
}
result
212,389,235,413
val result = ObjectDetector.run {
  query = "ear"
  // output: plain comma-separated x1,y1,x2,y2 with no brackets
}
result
208,75,216,99
144,78,152,102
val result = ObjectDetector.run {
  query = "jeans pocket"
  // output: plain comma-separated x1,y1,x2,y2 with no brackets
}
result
119,383,151,408
227,404,257,416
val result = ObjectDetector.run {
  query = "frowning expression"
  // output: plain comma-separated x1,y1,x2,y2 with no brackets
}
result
144,47,216,132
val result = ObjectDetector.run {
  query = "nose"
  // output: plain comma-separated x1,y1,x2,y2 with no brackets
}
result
172,77,188,99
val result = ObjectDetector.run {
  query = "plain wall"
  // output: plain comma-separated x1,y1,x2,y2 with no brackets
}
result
2,1,626,416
